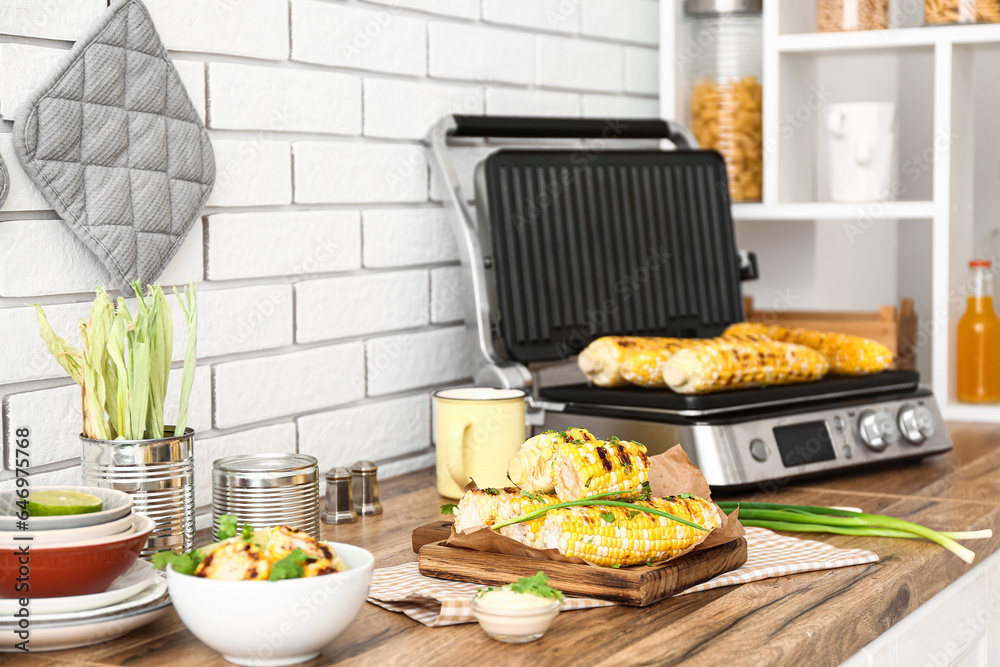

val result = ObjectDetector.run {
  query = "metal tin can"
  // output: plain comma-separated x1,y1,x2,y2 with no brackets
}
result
80,427,195,557
212,453,320,538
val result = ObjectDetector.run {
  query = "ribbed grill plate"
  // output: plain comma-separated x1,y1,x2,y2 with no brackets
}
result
481,150,743,363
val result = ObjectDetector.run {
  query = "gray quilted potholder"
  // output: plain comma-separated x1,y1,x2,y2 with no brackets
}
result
12,0,214,291
0,153,8,209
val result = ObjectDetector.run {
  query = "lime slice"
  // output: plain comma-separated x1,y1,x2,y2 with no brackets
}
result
26,490,103,516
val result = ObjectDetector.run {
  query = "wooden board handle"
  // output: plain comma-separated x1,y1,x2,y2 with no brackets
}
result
412,521,452,553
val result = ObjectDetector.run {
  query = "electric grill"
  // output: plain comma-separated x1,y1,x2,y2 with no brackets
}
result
428,115,952,490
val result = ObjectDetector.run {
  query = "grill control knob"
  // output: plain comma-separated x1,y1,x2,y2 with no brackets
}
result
898,405,935,444
857,410,899,451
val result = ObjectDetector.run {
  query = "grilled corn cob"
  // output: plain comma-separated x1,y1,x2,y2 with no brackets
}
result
724,322,893,375
496,492,561,548
508,427,598,493
661,338,829,394
554,437,650,502
454,487,523,532
537,495,722,567
195,541,271,580
620,348,680,388
618,332,764,388
578,336,698,387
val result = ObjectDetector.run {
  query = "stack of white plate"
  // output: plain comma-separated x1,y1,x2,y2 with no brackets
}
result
0,560,170,652
0,486,169,652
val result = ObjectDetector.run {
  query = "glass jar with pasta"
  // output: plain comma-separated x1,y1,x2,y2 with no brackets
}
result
683,0,763,202
925,0,1000,23
817,0,890,31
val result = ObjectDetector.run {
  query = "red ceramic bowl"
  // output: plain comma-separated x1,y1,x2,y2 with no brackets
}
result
0,514,153,599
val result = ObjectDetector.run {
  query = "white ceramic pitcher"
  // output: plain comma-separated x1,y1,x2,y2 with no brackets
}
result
824,102,897,202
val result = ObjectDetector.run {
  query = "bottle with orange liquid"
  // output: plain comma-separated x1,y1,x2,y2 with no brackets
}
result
957,259,1000,403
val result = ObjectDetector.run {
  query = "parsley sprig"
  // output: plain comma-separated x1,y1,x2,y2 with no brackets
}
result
151,549,204,575
269,548,317,581
476,572,564,602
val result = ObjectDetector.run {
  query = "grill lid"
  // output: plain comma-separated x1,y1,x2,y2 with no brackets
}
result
478,149,744,364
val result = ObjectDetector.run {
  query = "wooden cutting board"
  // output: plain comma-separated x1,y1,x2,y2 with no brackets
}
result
411,522,748,607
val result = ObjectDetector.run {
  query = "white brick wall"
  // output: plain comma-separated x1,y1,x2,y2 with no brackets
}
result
366,327,472,396
364,78,483,140
362,209,458,268
482,0,579,34
214,343,365,428
291,0,427,76
428,22,535,86
0,0,659,499
0,0,106,42
293,141,427,203
144,0,289,61
206,211,361,280
297,393,431,474
208,63,362,135
0,43,65,118
208,140,293,207
537,35,623,93
295,270,430,343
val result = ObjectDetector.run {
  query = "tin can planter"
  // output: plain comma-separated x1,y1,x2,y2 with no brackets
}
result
81,426,195,557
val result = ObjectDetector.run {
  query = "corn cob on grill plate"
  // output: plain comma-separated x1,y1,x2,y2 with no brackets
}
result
411,521,748,606
541,370,920,417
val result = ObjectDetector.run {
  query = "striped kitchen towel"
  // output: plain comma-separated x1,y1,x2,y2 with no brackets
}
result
367,526,879,627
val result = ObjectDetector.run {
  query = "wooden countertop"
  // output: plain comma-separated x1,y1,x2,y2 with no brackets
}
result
12,423,1000,667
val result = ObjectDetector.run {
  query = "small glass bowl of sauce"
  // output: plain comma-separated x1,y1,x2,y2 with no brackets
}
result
470,587,562,643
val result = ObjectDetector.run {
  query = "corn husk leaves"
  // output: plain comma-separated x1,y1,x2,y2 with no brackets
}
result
32,282,198,441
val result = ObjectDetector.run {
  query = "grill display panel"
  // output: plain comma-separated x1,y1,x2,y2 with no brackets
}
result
773,421,837,468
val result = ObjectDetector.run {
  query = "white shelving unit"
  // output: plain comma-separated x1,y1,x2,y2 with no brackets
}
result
659,0,1000,423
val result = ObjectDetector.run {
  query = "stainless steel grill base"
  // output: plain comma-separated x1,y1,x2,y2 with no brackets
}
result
540,388,952,490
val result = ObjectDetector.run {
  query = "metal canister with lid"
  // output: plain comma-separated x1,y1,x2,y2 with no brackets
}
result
212,453,320,538
682,0,763,202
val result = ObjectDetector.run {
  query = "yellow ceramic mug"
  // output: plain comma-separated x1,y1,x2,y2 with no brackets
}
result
433,388,527,499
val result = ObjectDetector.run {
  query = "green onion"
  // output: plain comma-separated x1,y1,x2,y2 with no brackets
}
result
717,501,981,564
491,490,709,532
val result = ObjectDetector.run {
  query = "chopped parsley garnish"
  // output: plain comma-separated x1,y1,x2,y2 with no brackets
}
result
152,549,203,575
216,513,255,541
599,511,615,524
628,510,640,520
484,488,501,496
677,492,695,500
216,514,239,540
268,548,315,582
440,503,458,515
241,522,255,541
612,563,621,568
510,572,564,601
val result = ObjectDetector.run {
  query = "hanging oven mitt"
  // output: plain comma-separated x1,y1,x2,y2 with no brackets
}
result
12,0,214,291
0,153,8,209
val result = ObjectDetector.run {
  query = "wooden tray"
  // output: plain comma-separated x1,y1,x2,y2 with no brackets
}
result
411,522,748,607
